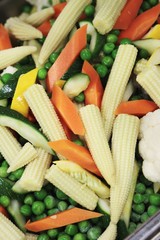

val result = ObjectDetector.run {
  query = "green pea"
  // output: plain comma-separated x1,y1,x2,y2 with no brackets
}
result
106,34,118,44
1,161,9,168
44,61,52,70
68,197,78,206
96,64,109,78
32,201,45,215
44,195,57,209
120,38,132,45
84,5,95,17
128,222,137,234
65,224,78,236
140,212,149,223
58,201,68,211
133,193,144,204
132,203,145,214
103,43,115,54
13,168,24,180
80,48,92,61
38,36,46,45
139,49,150,59
139,174,152,186
143,193,149,204
130,212,141,223
101,56,114,68
56,188,68,200
58,233,71,240
49,52,59,64
0,166,8,178
110,29,120,36
87,226,102,240
22,4,32,13
20,204,32,217
47,228,59,238
111,48,118,59
141,1,151,11
73,139,84,147
37,233,50,240
146,187,154,195
47,208,59,216
8,173,17,182
149,194,160,206
135,183,146,194
34,213,47,221
38,68,47,80
148,0,158,6
34,188,47,200
24,194,35,205
78,220,92,233
74,92,85,103
73,233,87,240
0,195,10,207
147,205,159,217
1,73,12,84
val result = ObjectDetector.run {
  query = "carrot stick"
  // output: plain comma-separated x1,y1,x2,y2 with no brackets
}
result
82,61,104,108
0,206,8,218
115,99,158,117
53,2,67,18
47,25,87,93
48,139,102,177
118,4,160,41
51,85,85,136
25,207,102,232
37,20,52,36
0,24,12,50
113,0,143,30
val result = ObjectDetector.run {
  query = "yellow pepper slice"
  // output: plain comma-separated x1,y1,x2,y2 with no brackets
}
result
11,68,38,117
143,24,160,39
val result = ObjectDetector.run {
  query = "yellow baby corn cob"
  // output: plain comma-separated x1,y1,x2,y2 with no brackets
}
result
93,0,127,34
45,164,98,210
26,7,54,27
0,212,25,240
99,114,139,240
55,160,110,198
28,40,43,68
26,233,38,240
7,142,37,173
38,0,91,64
5,17,42,40
13,148,52,192
24,84,67,142
0,46,37,70
79,104,115,187
0,126,21,165
19,12,29,21
136,65,160,106
101,44,138,140
95,0,105,14
134,58,147,75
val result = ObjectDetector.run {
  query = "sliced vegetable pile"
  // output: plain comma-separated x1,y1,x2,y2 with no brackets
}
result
0,0,160,240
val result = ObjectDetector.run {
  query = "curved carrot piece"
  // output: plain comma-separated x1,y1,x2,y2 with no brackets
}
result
0,206,8,218
37,20,51,36
114,0,143,30
48,139,102,177
47,25,87,92
51,85,85,136
115,99,158,117
53,2,67,18
82,61,104,108
25,207,102,232
0,24,12,50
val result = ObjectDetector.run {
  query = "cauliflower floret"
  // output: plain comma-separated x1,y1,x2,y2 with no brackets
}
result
139,109,160,183
26,0,50,11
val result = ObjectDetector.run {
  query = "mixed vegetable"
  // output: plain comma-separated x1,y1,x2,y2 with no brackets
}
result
0,0,160,239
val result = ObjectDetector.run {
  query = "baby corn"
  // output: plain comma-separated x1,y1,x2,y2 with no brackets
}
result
0,126,21,165
79,105,115,187
101,44,138,140
28,40,42,68
38,0,91,64
45,164,98,210
99,114,139,240
7,142,37,173
136,65,160,106
0,212,25,240
55,160,110,198
0,46,37,70
5,17,42,40
26,7,54,26
93,0,127,34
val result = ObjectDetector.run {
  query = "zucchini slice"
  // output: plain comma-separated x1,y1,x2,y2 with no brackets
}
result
0,106,52,154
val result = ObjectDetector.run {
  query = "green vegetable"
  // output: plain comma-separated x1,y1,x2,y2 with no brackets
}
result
87,226,102,240
24,194,35,205
32,201,45,215
34,188,47,200
96,64,109,78
74,92,85,103
73,233,87,240
47,229,59,238
1,73,12,84
103,43,115,54
101,56,114,68
38,233,50,240
58,233,71,240
149,194,160,206
106,34,118,44
49,52,59,64
58,200,68,211
132,203,145,214
44,195,57,209
84,4,95,17
0,195,10,207
0,166,8,178
56,188,68,200
78,220,91,233
38,68,48,80
65,224,78,236
20,204,32,217
147,205,159,217
80,48,92,61
135,183,146,194
133,193,144,204
120,38,132,45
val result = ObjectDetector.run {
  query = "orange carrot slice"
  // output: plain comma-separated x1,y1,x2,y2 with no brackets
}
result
115,99,158,117
25,207,103,232
0,206,8,218
47,25,87,92
37,20,51,36
48,139,102,177
53,2,67,18
51,85,85,136
0,24,12,50
82,61,104,108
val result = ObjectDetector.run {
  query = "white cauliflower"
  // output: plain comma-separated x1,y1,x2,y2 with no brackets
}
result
139,109,160,183
26,0,50,11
